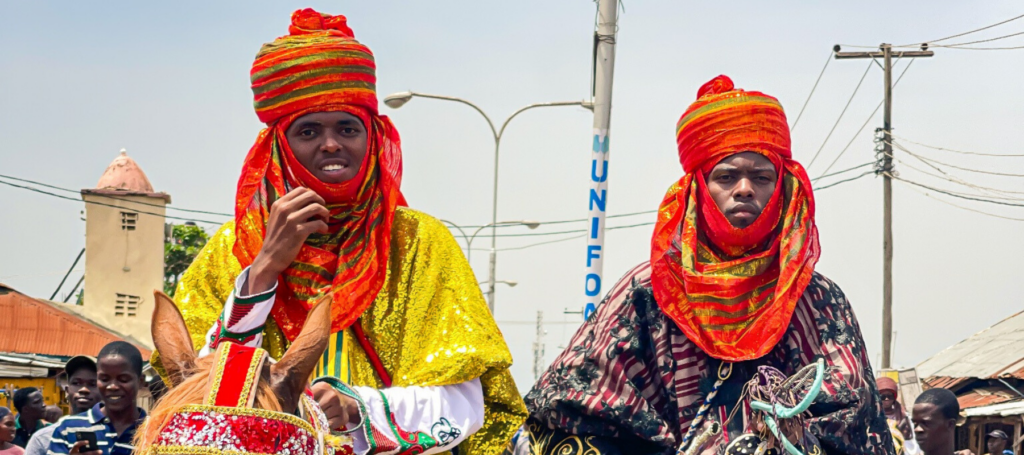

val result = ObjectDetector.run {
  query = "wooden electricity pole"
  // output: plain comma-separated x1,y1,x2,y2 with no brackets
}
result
834,43,933,369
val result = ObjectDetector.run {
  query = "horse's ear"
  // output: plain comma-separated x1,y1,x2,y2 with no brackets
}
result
270,294,331,412
152,290,197,387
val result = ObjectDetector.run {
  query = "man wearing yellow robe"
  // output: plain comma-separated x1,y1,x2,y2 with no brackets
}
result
162,8,525,455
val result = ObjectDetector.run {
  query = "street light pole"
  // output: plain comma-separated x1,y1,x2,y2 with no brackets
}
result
384,91,591,313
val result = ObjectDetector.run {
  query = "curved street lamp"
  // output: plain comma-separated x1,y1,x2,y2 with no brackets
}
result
439,219,540,263
386,91,590,313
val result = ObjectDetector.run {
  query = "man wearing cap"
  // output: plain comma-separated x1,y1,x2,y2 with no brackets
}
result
986,430,1013,455
161,8,524,455
22,357,99,455
522,76,894,455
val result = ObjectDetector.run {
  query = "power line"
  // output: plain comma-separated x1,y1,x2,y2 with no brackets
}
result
889,152,1024,202
445,209,657,231
486,234,586,252
496,320,579,325
811,162,874,182
816,58,916,178
898,180,1024,222
887,141,1024,195
814,171,875,191
491,219,658,238
935,44,1024,50
791,51,834,132
895,145,1024,177
936,30,1024,47
889,174,1024,208
889,134,1024,157
0,173,233,217
806,59,875,169
478,220,666,252
0,178,225,225
898,13,1024,46
885,147,1024,198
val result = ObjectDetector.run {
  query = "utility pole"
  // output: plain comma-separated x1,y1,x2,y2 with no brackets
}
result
834,43,932,369
532,310,546,381
583,0,619,320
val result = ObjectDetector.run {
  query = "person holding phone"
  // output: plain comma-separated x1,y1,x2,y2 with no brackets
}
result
1,407,25,455
47,342,146,455
23,356,100,455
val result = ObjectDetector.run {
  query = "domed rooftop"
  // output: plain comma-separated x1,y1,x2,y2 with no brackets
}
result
96,149,154,192
82,149,170,203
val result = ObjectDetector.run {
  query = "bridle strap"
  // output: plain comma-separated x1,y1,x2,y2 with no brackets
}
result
205,343,269,408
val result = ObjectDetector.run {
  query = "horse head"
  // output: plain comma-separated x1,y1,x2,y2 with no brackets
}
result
137,291,351,455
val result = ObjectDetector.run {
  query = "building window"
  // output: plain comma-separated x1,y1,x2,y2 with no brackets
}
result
121,212,138,231
115,294,141,317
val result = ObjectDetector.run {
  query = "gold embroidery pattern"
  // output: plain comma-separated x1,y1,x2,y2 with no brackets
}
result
205,346,233,406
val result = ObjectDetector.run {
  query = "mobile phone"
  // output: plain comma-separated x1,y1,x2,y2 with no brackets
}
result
75,432,99,452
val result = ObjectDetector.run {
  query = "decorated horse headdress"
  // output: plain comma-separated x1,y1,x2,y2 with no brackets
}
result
137,292,354,455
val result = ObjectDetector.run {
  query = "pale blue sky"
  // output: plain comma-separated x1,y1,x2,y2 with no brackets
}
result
2,1,1023,390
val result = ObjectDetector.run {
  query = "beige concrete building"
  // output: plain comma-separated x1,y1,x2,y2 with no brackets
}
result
80,149,169,349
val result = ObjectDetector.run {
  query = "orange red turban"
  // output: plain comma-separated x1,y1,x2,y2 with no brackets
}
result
233,9,405,341
650,75,820,361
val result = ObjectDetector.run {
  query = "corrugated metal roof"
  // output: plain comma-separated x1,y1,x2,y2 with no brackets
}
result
956,386,1018,409
926,376,973,391
0,284,151,359
964,399,1024,417
0,353,67,369
917,310,1024,381
0,353,66,378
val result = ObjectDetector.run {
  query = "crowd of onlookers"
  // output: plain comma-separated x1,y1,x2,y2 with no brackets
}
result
0,346,1015,455
0,342,145,455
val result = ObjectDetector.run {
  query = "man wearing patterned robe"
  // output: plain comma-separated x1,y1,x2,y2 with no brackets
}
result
520,76,895,455
159,9,526,455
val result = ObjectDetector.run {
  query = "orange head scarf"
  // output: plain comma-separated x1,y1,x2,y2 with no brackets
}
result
234,8,406,341
650,75,820,361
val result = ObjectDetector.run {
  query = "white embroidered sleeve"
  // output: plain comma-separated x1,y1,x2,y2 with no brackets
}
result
319,378,484,455
198,266,277,357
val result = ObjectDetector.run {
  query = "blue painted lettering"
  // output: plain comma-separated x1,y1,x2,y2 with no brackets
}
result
585,274,602,297
586,245,601,267
589,189,606,212
591,158,608,183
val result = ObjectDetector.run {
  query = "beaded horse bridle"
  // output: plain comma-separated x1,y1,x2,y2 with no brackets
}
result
143,342,353,455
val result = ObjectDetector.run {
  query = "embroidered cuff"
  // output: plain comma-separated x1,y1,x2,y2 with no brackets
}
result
313,376,367,435
210,315,265,347
234,266,277,303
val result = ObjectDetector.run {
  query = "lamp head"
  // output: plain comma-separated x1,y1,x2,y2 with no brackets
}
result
383,91,414,109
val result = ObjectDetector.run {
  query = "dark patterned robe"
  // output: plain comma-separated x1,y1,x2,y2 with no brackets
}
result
523,262,895,455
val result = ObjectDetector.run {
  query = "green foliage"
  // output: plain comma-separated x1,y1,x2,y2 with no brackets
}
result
164,224,210,297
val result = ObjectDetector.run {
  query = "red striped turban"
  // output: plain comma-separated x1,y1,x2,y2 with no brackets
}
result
234,8,405,341
650,75,820,361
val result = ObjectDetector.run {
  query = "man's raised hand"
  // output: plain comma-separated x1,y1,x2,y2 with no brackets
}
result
246,187,329,295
